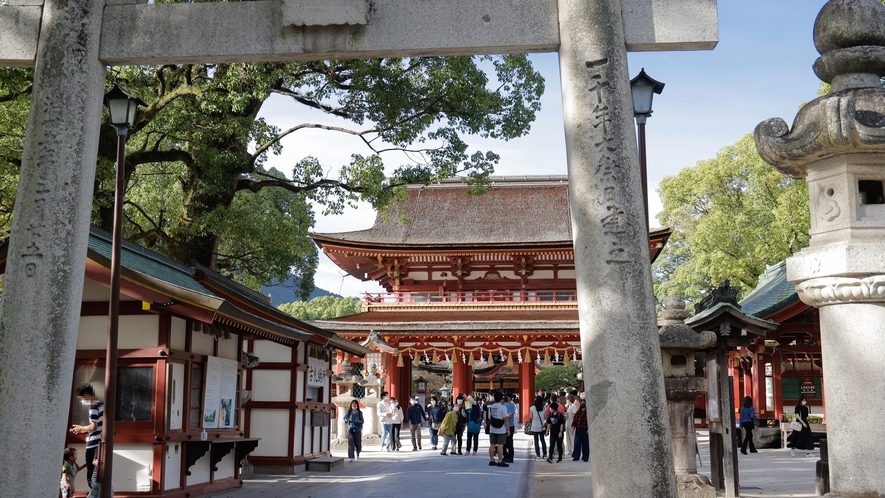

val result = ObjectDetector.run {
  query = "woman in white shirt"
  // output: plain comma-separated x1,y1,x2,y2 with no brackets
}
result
529,396,548,459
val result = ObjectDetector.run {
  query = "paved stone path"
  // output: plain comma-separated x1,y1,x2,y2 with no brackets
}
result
208,431,820,497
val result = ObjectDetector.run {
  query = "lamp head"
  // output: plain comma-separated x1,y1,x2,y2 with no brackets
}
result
630,68,665,123
104,84,146,134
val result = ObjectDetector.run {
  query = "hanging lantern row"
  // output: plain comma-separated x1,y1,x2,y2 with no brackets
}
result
385,346,582,366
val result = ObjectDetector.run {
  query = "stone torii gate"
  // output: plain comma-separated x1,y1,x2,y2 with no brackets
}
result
0,1,717,496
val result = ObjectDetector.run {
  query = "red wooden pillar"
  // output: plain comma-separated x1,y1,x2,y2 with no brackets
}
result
386,354,400,399
519,358,535,424
729,357,742,420
398,359,413,402
452,361,471,400
752,351,766,417
742,361,752,404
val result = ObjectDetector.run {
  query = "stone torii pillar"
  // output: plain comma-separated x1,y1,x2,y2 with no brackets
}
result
755,0,885,495
0,1,717,496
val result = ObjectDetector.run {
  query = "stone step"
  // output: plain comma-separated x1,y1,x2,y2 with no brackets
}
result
306,457,345,472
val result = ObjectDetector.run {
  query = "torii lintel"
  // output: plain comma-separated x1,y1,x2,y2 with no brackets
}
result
1,0,718,67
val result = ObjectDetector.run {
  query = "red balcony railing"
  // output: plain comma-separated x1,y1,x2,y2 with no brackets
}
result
363,290,577,305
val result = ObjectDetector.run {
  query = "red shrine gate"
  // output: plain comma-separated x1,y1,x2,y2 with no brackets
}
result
312,177,670,422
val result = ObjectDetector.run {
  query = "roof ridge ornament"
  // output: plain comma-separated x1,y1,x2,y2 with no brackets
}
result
755,0,885,174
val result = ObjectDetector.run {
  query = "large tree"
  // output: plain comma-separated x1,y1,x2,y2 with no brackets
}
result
653,134,810,309
0,57,544,296
278,296,362,321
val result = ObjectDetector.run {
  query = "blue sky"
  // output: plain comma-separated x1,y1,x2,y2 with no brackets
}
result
261,0,829,298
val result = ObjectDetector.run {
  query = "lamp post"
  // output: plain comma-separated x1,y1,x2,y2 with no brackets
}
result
100,84,145,498
439,384,452,404
629,68,665,232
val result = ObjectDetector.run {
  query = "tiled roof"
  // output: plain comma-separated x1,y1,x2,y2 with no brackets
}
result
88,227,217,299
315,177,578,247
738,260,800,319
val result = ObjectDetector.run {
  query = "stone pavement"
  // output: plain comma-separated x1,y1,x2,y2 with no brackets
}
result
208,431,821,498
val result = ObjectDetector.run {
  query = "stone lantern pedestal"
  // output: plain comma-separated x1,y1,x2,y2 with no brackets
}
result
359,366,383,438
755,1,885,494
659,298,717,498
331,358,362,445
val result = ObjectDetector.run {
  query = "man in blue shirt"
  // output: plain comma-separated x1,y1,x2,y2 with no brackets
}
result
503,393,516,463
72,385,103,489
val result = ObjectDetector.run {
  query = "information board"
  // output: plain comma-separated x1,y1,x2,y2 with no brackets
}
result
203,356,239,428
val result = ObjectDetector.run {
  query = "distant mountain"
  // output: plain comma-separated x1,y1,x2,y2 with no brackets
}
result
260,278,341,307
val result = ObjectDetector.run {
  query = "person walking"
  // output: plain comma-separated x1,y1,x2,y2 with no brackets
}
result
739,396,758,455
545,401,565,463
427,396,445,450
565,394,578,455
407,396,426,451
466,396,482,455
343,400,364,461
571,402,589,462
529,396,548,460
454,394,468,455
390,397,404,451
788,394,815,457
438,407,459,455
502,393,516,463
377,392,395,452
485,391,510,467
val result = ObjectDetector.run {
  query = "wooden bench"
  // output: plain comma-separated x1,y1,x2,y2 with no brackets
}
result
780,423,827,448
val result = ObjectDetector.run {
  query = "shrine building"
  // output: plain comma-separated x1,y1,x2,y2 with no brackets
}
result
312,176,670,422
0,227,369,498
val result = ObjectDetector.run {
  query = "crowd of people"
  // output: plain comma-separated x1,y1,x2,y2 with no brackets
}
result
343,389,591,466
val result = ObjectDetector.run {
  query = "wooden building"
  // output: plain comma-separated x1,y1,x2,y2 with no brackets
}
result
312,176,670,422
733,261,824,423
0,226,369,498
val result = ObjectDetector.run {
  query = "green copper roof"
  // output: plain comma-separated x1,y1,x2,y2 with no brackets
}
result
738,260,799,319
88,227,217,299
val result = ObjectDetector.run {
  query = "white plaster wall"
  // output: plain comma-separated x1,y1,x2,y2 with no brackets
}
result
253,339,291,363
186,449,211,486
529,270,555,279
558,269,576,279
164,442,182,490
295,370,305,402
250,410,289,456
217,334,238,360
77,316,107,349
113,443,154,492
321,425,329,452
170,317,187,351
293,410,304,456
191,330,216,356
119,315,159,349
77,315,159,350
215,446,237,479
252,370,290,402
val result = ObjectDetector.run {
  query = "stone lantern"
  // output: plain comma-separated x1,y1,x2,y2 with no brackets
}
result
331,357,362,444
658,297,717,498
754,0,885,494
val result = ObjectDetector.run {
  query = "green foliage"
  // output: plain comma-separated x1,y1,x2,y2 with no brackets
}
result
0,68,31,244
278,295,362,321
784,413,823,425
0,56,543,291
653,134,810,309
534,362,581,392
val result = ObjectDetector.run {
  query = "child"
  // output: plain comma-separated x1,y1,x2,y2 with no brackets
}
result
60,447,84,498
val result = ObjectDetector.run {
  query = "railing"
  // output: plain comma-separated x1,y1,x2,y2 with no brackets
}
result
363,290,577,305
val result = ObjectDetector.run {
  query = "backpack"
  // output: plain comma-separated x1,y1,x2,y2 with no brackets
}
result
469,406,481,424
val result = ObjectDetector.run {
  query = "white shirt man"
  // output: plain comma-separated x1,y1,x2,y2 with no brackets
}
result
485,392,510,467
377,393,395,451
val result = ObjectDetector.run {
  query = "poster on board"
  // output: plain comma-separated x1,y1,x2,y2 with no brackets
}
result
203,356,239,428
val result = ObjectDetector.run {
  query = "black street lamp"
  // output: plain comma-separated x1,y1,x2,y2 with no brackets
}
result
630,68,665,232
100,84,145,498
